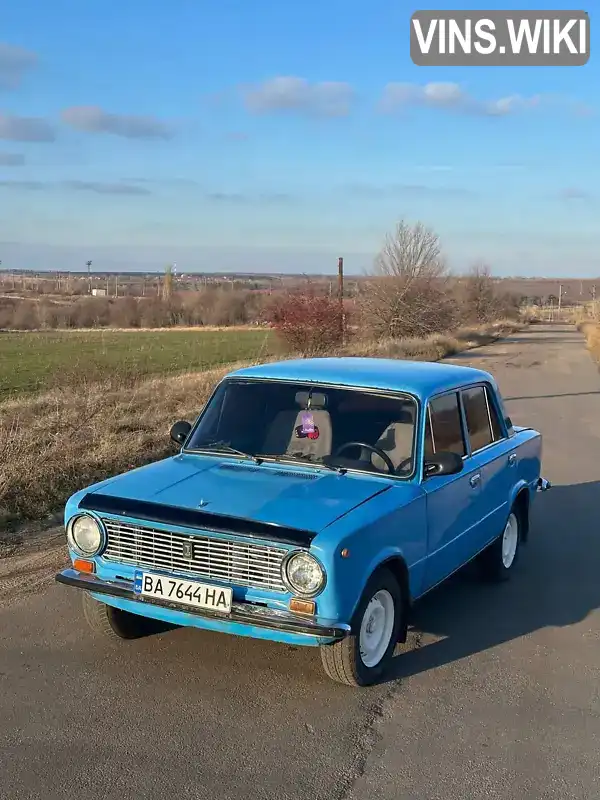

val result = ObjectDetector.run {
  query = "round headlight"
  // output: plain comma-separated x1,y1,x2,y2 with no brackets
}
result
67,515,104,557
283,551,325,597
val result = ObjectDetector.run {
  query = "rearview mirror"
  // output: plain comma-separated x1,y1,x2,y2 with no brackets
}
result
170,420,192,446
424,451,463,478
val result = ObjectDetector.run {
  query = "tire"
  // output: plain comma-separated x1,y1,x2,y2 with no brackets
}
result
320,568,403,687
477,508,521,582
82,592,169,640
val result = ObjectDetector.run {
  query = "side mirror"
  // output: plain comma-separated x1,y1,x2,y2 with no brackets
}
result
505,416,513,429
424,451,464,478
170,420,192,446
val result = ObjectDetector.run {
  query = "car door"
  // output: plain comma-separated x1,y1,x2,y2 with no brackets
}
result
460,383,515,551
421,389,484,592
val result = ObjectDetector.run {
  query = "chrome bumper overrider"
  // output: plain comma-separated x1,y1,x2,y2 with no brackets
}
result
537,477,552,492
55,569,349,640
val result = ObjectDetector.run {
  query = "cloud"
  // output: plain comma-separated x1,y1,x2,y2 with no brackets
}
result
380,82,581,117
483,94,542,116
64,180,152,195
0,152,24,166
559,187,593,203
0,179,152,195
61,106,173,139
0,42,37,89
0,180,45,190
343,182,473,198
123,176,198,187
0,113,55,142
206,191,247,203
206,191,294,204
243,76,354,117
379,82,464,113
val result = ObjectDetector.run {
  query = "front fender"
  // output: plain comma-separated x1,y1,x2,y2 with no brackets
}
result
310,484,427,625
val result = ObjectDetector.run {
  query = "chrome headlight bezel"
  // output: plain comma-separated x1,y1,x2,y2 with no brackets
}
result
66,514,106,558
282,550,326,598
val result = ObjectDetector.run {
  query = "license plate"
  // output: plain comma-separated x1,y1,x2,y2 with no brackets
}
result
134,571,232,613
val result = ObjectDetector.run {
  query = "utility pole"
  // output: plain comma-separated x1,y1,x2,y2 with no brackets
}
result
338,256,345,344
86,260,92,294
558,283,563,314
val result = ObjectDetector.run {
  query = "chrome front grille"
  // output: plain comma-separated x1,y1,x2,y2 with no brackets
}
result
102,518,288,592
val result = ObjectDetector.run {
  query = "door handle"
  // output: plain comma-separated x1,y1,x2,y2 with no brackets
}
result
508,453,517,466
469,474,481,488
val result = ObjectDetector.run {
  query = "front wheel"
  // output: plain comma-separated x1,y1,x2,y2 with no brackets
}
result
320,568,403,687
82,592,171,640
477,510,521,582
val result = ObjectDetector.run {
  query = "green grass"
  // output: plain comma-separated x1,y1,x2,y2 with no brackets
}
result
0,328,277,400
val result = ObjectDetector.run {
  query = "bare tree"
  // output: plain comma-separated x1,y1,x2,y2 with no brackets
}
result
459,262,499,323
361,220,456,338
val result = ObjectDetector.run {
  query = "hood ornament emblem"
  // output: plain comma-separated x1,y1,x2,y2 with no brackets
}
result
198,499,209,508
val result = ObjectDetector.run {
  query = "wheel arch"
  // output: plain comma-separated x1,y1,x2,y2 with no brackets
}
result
511,484,531,542
351,553,411,643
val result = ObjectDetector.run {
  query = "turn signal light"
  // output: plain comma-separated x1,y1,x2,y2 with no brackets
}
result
74,558,95,574
289,598,315,615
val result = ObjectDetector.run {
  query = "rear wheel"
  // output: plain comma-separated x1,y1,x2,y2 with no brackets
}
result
477,509,521,582
82,592,169,640
320,568,403,687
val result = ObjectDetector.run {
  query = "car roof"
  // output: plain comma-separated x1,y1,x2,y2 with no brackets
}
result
228,357,496,399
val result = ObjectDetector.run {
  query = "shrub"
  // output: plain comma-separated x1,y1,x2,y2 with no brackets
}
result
265,291,344,353
11,301,38,330
109,297,141,327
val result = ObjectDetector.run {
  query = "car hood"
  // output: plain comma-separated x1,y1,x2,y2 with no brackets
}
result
82,454,392,534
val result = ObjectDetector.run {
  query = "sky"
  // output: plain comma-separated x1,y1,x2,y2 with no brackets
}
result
0,0,598,275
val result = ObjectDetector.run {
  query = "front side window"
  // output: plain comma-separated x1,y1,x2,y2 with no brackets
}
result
186,379,418,477
462,385,504,452
424,392,466,458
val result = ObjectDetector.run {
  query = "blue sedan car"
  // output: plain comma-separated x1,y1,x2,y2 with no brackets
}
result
56,357,550,686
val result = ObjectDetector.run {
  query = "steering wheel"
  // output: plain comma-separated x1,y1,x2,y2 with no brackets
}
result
396,457,413,474
333,441,395,475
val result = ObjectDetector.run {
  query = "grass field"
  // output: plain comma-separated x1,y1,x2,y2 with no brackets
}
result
0,328,277,400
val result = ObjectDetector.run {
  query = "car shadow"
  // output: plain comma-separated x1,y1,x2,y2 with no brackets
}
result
383,480,600,683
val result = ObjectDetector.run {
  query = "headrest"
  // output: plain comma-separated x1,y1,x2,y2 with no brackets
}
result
398,405,416,423
295,390,327,409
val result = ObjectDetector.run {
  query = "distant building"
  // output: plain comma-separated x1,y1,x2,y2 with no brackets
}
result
91,288,107,297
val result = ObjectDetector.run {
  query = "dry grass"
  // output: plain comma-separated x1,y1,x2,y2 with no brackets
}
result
577,321,600,361
346,320,519,361
0,365,242,525
0,320,522,526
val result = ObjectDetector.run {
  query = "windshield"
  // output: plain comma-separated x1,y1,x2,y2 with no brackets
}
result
186,379,418,477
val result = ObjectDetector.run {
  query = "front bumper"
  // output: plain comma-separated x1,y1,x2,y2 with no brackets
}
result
55,569,349,642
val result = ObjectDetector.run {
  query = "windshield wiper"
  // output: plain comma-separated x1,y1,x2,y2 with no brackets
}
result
260,453,347,475
194,441,263,464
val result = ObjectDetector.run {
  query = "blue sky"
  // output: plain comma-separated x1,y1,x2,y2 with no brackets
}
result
0,0,597,274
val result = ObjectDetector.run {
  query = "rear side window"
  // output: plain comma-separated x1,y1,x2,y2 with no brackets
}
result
424,392,466,458
462,385,504,452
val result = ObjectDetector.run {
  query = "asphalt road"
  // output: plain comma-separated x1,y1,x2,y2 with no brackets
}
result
1,324,598,800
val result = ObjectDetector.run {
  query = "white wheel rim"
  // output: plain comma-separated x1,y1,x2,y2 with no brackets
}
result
359,589,395,668
501,513,519,569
